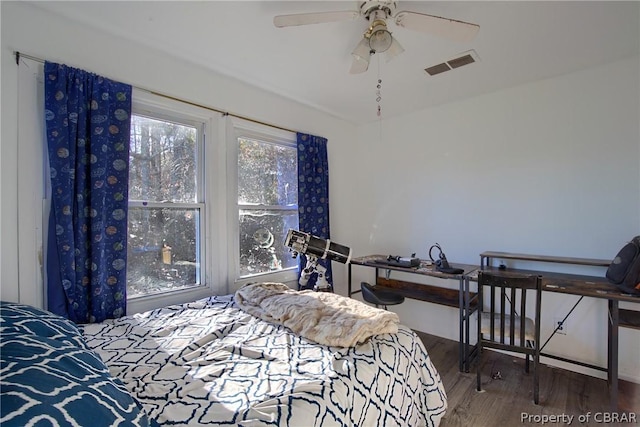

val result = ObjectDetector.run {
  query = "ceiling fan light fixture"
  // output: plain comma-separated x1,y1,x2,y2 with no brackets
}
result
350,55,370,74
351,37,372,62
384,37,404,62
350,37,372,74
368,21,392,53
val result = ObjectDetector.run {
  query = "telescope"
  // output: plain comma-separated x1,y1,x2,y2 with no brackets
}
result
284,229,352,291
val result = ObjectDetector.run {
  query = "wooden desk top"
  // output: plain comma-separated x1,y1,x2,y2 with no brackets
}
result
470,266,640,303
480,251,611,267
350,255,478,279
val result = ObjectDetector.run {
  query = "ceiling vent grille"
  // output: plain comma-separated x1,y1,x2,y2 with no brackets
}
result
425,50,480,76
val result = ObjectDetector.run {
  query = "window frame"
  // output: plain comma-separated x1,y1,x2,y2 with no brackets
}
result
227,117,299,290
126,89,224,314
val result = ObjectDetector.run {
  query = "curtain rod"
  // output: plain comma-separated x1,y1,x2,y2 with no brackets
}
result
15,51,299,135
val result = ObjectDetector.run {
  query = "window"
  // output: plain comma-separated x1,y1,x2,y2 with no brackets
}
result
124,93,296,304
126,93,213,301
233,121,299,283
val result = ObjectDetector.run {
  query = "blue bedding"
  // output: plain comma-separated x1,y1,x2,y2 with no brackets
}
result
0,302,155,427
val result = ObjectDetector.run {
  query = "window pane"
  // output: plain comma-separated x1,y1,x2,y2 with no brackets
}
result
129,115,197,203
238,138,297,206
127,207,200,297
239,209,298,277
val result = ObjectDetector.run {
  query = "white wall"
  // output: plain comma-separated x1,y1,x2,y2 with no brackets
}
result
0,1,356,305
334,56,640,382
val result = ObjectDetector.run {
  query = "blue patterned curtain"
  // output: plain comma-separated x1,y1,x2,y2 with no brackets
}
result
297,133,332,289
45,62,132,323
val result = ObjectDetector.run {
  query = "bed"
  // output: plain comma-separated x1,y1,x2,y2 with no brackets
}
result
1,283,447,426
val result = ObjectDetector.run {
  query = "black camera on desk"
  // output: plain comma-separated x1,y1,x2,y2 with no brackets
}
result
384,254,420,268
429,243,464,275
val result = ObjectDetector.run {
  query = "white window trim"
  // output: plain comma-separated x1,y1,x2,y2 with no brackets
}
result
226,116,299,292
17,58,46,308
126,89,225,314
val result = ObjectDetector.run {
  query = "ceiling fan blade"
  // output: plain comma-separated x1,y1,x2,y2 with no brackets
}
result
274,10,359,28
394,11,480,42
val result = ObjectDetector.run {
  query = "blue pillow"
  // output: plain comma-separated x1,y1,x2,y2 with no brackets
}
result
0,302,156,427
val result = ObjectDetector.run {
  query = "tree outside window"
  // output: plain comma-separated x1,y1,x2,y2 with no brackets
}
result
127,114,203,297
237,137,298,278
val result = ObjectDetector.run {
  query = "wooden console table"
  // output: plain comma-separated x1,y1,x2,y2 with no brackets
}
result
347,255,479,372
474,251,640,410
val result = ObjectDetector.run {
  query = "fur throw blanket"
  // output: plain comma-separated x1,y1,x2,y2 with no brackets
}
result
234,282,400,347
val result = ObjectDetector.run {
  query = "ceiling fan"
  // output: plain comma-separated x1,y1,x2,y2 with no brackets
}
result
273,1,480,74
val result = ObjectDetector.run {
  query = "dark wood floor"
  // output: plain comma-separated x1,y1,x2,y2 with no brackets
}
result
415,331,639,427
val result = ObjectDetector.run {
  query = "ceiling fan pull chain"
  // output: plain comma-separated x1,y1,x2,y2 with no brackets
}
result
376,54,382,118
376,79,382,117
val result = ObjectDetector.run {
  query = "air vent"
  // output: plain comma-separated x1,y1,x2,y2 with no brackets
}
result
425,63,450,76
425,50,480,76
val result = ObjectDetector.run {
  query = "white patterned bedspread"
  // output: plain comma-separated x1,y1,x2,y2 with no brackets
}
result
81,295,447,426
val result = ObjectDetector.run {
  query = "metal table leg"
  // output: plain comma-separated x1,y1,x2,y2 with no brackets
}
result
459,275,475,372
464,276,471,372
608,299,619,411
459,276,464,372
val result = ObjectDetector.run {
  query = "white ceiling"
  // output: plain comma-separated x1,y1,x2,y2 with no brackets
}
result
31,1,640,125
